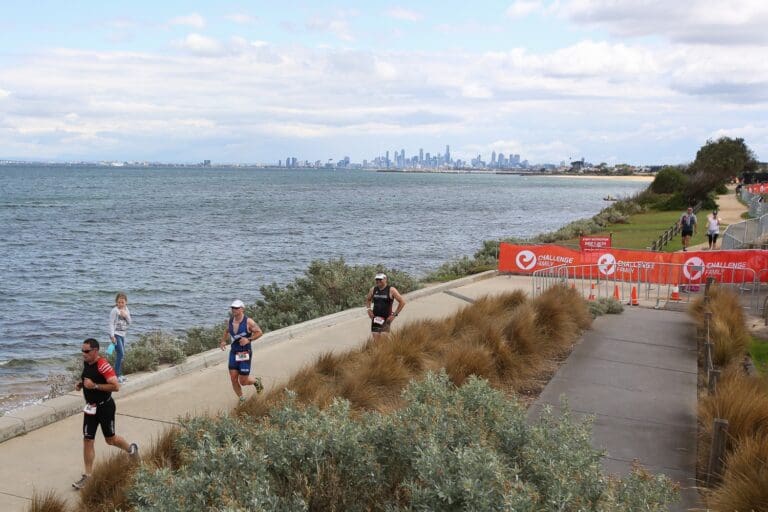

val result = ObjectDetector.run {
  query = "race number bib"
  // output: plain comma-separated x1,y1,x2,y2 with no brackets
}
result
373,316,385,325
83,403,97,415
235,351,250,362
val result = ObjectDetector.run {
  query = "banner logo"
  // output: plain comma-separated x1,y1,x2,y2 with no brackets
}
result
516,250,537,270
683,257,705,281
597,253,617,275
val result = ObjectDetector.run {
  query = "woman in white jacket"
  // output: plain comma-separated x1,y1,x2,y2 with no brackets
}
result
109,292,132,383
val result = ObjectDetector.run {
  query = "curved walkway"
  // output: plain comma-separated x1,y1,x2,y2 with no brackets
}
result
0,273,699,511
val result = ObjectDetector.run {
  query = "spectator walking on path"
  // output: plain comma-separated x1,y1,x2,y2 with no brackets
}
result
706,210,723,250
219,300,264,402
365,273,406,339
72,338,138,490
108,292,131,383
678,207,697,251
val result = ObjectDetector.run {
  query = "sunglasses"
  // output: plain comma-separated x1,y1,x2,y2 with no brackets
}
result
82,349,93,353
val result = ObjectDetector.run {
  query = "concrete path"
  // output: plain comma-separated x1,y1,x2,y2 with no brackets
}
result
528,308,699,511
0,273,700,511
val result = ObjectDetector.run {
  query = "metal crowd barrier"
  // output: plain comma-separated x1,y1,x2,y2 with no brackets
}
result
532,263,759,311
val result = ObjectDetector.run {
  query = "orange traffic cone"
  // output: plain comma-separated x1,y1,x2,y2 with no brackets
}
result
670,284,681,301
587,283,596,301
613,284,620,301
629,285,639,306
571,282,576,290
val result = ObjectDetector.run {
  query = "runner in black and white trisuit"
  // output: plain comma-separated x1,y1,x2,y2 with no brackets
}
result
365,273,406,339
219,299,264,402
72,338,138,490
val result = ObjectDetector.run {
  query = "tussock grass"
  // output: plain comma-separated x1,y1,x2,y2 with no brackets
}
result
706,433,768,512
27,490,69,512
77,451,139,512
690,286,750,366
699,368,768,461
143,427,183,470
240,286,590,420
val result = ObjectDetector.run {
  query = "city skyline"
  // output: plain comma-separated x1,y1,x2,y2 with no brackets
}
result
1,2,767,165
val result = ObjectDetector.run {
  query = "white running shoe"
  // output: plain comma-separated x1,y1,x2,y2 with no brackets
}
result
72,474,89,490
128,442,139,457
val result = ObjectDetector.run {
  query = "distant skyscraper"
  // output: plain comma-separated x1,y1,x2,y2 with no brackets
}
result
491,151,497,165
419,148,424,163
445,145,450,164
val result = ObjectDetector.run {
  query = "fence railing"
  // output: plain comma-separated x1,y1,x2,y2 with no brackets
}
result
648,202,702,251
721,207,768,249
531,262,760,311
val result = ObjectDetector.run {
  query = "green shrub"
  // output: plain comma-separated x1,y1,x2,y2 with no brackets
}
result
423,255,496,282
650,167,688,194
122,331,186,374
126,373,678,511
252,258,419,332
182,325,223,356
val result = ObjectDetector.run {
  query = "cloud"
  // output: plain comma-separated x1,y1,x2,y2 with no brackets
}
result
306,11,358,41
385,7,423,22
506,0,543,19
224,13,257,25
560,0,768,45
169,13,206,29
1,36,767,163
173,33,225,55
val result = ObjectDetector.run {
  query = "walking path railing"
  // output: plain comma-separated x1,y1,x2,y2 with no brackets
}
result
532,262,760,312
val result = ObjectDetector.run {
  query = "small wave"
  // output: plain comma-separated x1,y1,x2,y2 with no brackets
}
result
0,358,38,368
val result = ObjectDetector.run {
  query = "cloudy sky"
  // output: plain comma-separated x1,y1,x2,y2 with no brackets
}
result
1,0,767,165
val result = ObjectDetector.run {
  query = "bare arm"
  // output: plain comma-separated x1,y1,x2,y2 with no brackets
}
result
365,288,374,318
219,324,230,351
241,318,263,346
390,287,406,317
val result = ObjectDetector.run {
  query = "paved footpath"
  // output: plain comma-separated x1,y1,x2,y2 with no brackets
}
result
528,308,699,511
0,273,699,511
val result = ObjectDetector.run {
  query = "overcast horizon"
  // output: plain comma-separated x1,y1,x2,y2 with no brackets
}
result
1,1,767,166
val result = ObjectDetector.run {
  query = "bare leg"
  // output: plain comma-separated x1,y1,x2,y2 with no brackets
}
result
238,375,256,386
229,369,242,398
105,434,130,452
83,439,95,474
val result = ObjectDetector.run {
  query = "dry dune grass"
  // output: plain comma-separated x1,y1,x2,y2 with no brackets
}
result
706,433,768,512
239,285,590,420
27,491,69,512
699,368,768,467
690,286,750,366
76,451,139,512
62,286,591,512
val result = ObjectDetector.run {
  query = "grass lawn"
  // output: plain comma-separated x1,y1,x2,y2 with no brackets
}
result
563,210,708,251
749,336,768,375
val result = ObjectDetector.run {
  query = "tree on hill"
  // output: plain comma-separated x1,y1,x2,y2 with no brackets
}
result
685,137,757,202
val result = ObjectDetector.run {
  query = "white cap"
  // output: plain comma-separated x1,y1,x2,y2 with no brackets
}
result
230,299,245,308
375,273,387,280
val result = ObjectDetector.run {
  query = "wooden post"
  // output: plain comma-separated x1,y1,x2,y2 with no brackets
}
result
707,418,729,486
708,368,720,394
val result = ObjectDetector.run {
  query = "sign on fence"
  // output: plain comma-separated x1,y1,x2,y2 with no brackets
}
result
580,236,611,252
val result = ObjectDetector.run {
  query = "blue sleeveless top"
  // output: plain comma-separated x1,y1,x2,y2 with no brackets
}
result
229,316,252,352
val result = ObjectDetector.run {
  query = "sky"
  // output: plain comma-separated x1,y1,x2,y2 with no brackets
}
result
1,1,767,165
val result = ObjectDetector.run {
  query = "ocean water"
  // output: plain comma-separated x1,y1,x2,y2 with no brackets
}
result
0,166,648,412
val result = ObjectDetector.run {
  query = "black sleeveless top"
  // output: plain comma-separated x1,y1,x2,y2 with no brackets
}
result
372,285,393,318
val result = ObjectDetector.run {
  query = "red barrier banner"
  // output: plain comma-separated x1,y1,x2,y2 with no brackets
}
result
747,183,768,194
499,243,768,283
580,236,611,251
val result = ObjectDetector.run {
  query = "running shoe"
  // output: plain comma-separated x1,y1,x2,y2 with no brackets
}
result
128,442,139,457
239,396,247,403
118,376,127,383
254,377,264,394
72,474,89,490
